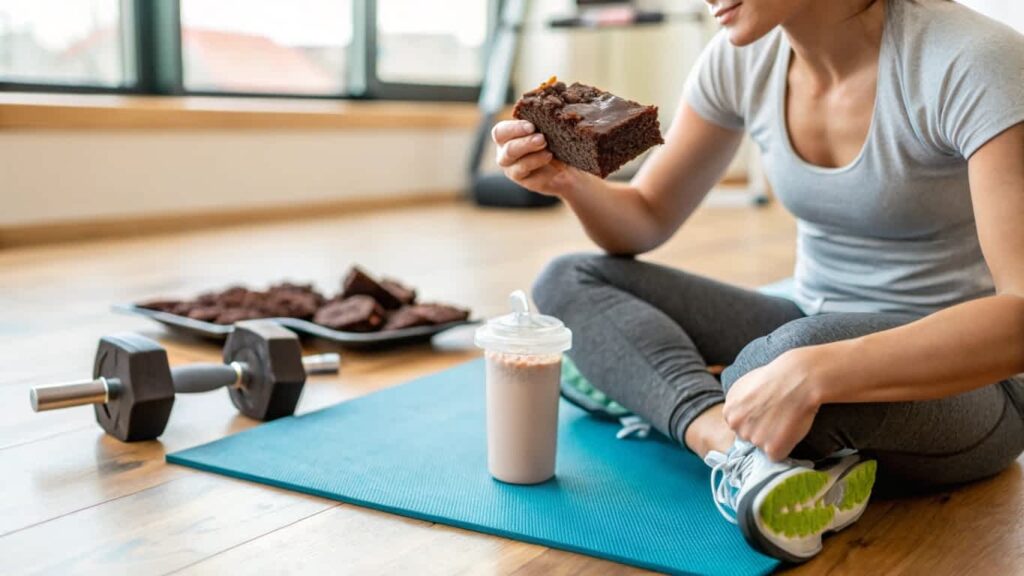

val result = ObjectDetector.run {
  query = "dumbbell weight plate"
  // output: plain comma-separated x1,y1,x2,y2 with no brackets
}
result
93,334,175,442
223,321,306,420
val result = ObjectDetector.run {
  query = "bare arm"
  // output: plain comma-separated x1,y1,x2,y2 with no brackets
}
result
493,100,743,255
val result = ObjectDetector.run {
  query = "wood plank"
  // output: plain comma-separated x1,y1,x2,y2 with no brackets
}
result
175,504,549,576
0,473,335,575
511,548,655,575
0,193,459,249
0,93,482,131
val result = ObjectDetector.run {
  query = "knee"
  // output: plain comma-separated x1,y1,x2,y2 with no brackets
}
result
531,252,603,316
725,313,917,387
760,315,847,354
722,316,844,389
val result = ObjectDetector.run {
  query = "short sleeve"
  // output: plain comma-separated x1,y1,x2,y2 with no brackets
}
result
924,18,1024,158
683,30,747,131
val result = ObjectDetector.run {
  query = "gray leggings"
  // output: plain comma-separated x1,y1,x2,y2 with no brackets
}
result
533,253,1024,488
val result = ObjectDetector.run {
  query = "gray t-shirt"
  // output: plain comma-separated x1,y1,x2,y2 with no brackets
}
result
684,0,1024,316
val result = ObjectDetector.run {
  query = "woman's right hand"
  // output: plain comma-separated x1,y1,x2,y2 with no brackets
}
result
491,120,583,198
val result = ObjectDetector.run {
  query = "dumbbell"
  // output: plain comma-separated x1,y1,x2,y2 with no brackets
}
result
28,321,339,442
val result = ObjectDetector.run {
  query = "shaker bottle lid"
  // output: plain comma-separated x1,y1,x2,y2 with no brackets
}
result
474,290,572,355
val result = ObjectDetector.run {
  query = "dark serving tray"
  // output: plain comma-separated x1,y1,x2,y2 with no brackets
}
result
114,304,479,349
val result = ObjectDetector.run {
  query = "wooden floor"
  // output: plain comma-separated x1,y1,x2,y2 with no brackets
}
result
1,199,1020,575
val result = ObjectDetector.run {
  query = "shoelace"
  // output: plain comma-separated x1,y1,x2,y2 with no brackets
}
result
616,415,651,440
704,442,758,524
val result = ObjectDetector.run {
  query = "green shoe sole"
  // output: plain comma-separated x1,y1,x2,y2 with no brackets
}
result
741,457,878,563
758,470,835,538
838,460,877,511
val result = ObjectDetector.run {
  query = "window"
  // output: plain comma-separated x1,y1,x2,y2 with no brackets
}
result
0,0,492,101
376,0,487,87
179,0,353,96
0,0,133,88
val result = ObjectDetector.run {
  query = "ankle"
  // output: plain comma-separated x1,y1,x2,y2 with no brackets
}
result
684,404,736,459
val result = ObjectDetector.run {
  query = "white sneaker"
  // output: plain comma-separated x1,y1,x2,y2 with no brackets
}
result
704,440,877,563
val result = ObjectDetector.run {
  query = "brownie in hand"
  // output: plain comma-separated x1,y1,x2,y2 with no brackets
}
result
512,77,663,178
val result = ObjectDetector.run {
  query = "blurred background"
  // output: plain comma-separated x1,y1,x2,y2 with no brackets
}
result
0,0,1021,238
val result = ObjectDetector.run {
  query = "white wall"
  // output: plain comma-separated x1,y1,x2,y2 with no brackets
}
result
0,129,473,227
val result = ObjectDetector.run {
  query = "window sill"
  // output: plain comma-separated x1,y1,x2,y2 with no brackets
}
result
0,93,483,131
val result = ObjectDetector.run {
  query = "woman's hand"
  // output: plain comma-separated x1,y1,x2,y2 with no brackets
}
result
722,346,828,461
491,120,585,198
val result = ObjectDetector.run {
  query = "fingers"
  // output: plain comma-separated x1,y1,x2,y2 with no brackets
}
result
762,441,786,462
497,133,547,167
491,120,535,146
506,150,554,181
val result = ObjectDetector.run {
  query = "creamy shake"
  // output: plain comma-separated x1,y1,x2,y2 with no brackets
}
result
485,351,563,484
475,290,572,484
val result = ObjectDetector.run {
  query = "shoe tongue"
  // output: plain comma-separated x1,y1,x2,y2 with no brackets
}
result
703,450,728,468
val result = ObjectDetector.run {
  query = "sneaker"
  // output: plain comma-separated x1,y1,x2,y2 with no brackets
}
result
704,440,877,562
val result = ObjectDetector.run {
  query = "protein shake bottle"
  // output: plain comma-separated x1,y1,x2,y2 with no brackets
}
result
475,290,572,484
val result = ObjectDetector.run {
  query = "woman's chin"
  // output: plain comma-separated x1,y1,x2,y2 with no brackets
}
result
725,23,770,47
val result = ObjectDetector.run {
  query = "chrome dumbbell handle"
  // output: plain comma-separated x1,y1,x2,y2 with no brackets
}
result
30,377,121,412
302,353,341,374
173,353,340,394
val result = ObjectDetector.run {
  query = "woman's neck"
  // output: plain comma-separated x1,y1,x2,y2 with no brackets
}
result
782,0,886,84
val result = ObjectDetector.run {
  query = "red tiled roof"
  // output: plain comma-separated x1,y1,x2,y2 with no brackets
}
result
182,29,337,93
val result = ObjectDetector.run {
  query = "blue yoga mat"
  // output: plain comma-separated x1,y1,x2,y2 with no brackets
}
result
168,360,778,576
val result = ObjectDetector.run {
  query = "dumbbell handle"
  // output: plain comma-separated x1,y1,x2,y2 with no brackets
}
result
171,353,342,394
30,377,120,412
172,363,243,394
302,353,341,374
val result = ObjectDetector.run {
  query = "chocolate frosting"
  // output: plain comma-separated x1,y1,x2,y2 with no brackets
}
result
561,94,649,134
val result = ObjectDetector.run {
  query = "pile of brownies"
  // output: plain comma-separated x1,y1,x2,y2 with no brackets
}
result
139,266,470,332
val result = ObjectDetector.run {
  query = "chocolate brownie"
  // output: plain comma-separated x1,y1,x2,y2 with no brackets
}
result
341,266,403,309
512,77,663,178
266,282,324,302
383,306,433,331
383,303,470,331
214,308,264,325
313,296,386,332
380,278,416,306
210,286,252,307
262,282,325,319
142,282,327,325
137,299,182,313
135,270,470,332
186,306,224,323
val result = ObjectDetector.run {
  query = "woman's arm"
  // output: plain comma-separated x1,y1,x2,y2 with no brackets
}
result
811,122,1024,403
721,123,1024,460
493,101,743,255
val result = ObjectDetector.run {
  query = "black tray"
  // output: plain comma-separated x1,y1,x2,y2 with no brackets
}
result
114,304,479,349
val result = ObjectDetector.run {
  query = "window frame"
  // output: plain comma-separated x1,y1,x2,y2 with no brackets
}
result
0,0,493,102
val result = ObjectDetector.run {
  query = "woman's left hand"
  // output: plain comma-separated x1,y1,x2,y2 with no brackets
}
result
722,346,828,461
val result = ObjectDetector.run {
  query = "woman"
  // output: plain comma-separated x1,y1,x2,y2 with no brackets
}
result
491,0,1024,563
